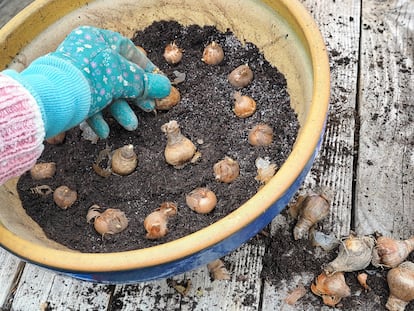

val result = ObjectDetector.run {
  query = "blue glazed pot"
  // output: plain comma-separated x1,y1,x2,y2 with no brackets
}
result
0,0,330,283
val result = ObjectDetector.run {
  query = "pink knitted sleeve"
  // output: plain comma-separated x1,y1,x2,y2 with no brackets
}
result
0,73,45,185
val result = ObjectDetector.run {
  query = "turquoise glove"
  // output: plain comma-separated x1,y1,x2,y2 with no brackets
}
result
3,26,171,138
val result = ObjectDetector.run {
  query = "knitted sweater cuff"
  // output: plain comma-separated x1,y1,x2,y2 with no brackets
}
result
3,55,91,138
0,73,45,185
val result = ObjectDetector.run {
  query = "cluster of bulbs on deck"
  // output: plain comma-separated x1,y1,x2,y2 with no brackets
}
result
286,192,414,310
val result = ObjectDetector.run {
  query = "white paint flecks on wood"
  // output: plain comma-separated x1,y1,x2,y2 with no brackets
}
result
112,243,265,311
298,0,361,238
9,264,112,311
0,249,23,307
354,0,414,238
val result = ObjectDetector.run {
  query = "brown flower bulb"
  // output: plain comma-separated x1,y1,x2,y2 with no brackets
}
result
293,192,330,240
386,261,414,311
46,132,66,144
164,42,183,64
202,41,224,65
233,92,256,118
311,271,351,307
161,120,196,167
372,236,414,268
186,187,217,214
213,156,240,183
248,124,273,146
324,233,375,275
53,185,77,209
155,86,181,110
30,162,56,180
228,64,253,88
111,144,138,176
144,202,178,240
93,208,129,236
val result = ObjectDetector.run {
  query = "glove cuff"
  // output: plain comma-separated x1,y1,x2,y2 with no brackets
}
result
0,74,45,184
3,55,92,138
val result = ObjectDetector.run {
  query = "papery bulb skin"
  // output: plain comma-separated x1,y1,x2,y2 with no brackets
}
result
324,233,375,275
386,261,414,311
228,64,253,88
164,42,183,64
213,156,240,183
311,271,351,307
93,208,128,236
372,236,414,268
111,144,138,176
202,41,224,65
161,120,196,167
186,187,217,214
293,193,330,240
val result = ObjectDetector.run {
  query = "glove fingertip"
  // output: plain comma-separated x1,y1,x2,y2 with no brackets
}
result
87,114,110,139
145,74,171,99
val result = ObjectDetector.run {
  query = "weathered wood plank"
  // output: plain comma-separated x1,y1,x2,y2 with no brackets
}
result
0,0,34,28
111,243,265,310
355,0,413,238
298,0,361,237
9,264,112,311
0,249,23,308
264,0,361,308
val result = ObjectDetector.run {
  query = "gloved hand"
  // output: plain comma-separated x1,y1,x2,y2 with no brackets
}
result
3,26,171,139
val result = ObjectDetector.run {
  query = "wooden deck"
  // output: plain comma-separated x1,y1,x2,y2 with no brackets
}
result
0,0,413,310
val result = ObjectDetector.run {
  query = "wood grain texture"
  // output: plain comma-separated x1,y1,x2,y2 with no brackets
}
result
297,0,361,238
111,243,265,311
354,0,413,238
9,264,112,311
0,0,33,28
0,249,23,307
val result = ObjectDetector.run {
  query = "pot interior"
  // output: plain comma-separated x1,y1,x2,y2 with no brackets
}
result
0,0,314,252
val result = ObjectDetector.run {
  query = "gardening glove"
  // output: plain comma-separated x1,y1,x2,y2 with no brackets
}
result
2,25,171,139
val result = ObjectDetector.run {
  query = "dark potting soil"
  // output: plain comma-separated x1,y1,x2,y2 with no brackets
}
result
16,21,298,253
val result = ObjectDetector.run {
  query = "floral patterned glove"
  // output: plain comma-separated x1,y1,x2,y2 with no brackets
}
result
3,26,171,138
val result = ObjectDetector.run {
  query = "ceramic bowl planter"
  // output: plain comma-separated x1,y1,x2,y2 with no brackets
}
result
0,0,329,283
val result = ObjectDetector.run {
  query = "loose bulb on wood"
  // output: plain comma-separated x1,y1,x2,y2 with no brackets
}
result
164,42,183,64
111,144,138,176
207,259,230,280
248,124,273,146
311,271,351,307
228,64,253,88
292,192,330,240
53,185,77,209
213,156,240,183
186,187,217,214
324,233,375,275
30,162,56,180
386,261,414,311
202,41,224,65
372,235,414,268
161,120,196,167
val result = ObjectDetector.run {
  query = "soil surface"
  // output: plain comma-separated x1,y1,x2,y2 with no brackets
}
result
17,21,298,253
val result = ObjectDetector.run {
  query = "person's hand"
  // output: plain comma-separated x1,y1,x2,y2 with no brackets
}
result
52,26,170,137
3,26,171,138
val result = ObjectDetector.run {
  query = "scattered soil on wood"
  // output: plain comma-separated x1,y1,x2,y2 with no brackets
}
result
16,21,298,253
260,209,414,310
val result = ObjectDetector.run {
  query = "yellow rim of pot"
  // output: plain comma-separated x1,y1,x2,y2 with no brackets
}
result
0,0,330,272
